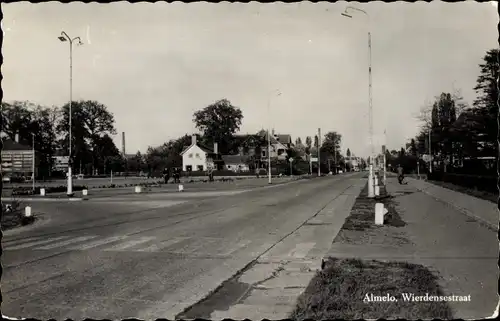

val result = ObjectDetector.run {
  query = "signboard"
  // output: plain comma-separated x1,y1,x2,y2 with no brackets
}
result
52,156,69,171
310,157,318,162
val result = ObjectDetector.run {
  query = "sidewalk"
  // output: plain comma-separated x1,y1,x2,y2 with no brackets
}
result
321,178,498,319
405,177,498,231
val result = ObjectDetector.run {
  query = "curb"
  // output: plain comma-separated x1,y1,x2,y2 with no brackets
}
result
2,197,84,202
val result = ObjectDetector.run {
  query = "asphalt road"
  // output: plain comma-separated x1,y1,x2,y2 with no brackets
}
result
2,172,362,319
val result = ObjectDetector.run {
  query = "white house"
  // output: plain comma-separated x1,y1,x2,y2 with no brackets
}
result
180,135,219,172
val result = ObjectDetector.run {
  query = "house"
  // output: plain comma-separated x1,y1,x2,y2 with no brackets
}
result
257,129,292,160
1,134,34,179
180,135,220,172
221,154,250,172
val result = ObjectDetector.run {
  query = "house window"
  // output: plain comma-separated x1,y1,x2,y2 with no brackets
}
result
188,153,193,158
195,153,200,158
262,150,266,157
186,165,192,172
197,165,204,171
278,149,284,156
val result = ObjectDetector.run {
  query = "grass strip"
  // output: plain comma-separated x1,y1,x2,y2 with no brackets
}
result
291,257,453,320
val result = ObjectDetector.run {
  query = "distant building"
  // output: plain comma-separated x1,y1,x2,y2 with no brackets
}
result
1,135,34,178
257,129,292,160
180,135,220,172
221,154,250,172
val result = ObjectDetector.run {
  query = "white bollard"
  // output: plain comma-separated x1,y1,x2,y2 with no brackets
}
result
135,186,142,193
178,184,184,192
375,203,389,225
40,188,45,196
82,189,88,196
25,206,32,218
374,177,379,186
375,185,380,196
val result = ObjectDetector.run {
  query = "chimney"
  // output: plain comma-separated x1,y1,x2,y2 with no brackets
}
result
192,134,197,145
213,142,218,154
15,133,19,143
121,132,126,155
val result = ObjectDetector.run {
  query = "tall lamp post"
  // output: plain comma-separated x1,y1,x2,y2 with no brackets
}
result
267,90,282,184
58,31,83,197
341,6,375,198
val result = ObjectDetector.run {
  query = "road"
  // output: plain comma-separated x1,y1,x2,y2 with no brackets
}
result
2,172,363,319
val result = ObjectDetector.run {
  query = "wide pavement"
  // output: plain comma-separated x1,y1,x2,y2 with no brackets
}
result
2,172,363,319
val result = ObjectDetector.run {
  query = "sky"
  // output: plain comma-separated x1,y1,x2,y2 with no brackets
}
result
2,1,498,157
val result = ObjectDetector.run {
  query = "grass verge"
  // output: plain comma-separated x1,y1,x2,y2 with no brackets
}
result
333,183,410,246
291,258,453,320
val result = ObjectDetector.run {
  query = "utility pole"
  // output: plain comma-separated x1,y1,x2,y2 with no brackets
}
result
317,128,321,176
429,129,432,173
32,133,35,191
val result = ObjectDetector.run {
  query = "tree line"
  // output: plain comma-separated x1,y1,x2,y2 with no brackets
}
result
2,96,362,179
384,48,498,177
1,100,122,178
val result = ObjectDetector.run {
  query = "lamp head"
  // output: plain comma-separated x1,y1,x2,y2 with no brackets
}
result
341,12,353,18
58,36,67,42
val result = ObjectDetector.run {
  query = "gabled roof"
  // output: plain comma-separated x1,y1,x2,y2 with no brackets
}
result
2,139,31,151
257,130,291,146
222,154,249,165
180,143,214,156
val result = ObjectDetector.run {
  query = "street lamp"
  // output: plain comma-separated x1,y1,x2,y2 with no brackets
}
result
267,89,282,184
59,31,83,197
341,6,376,198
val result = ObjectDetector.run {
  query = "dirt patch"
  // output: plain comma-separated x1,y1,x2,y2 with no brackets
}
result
333,183,411,246
290,258,453,320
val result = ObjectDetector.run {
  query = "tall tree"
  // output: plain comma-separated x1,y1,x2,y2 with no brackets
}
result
321,132,342,156
314,135,319,148
346,148,351,158
193,99,243,154
57,100,117,172
471,48,498,157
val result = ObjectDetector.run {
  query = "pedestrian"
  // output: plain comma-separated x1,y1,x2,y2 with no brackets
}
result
397,164,405,185
163,167,170,184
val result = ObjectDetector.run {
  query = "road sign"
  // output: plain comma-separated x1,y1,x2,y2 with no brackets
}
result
289,157,294,163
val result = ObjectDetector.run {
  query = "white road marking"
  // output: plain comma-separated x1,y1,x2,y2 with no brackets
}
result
35,236,98,250
5,236,72,250
68,235,129,250
219,239,252,256
179,237,220,254
103,236,156,251
287,242,316,259
135,237,190,252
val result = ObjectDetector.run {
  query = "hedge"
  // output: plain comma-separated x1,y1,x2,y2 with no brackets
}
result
428,172,497,194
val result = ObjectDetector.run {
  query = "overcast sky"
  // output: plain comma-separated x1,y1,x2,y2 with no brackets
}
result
2,1,498,156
